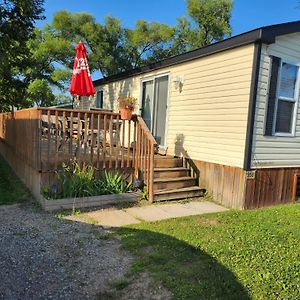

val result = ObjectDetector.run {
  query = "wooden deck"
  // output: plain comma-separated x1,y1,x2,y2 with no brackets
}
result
0,107,157,201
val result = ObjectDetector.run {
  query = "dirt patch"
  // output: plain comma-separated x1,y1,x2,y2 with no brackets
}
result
98,272,172,300
198,217,220,226
0,204,171,299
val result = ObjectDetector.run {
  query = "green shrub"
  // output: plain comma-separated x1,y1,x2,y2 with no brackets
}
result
58,160,97,198
43,160,132,199
100,171,132,194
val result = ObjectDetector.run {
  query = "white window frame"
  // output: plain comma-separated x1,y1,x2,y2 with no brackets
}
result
273,59,300,137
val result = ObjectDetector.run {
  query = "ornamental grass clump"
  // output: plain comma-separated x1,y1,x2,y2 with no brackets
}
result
43,160,132,199
58,160,97,198
101,171,132,194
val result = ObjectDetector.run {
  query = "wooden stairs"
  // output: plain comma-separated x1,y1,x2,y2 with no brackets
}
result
153,155,204,202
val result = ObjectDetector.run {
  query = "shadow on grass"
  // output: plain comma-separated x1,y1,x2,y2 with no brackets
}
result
117,226,250,300
0,155,32,205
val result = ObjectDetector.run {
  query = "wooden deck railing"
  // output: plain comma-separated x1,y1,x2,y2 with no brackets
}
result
134,116,157,203
38,107,136,172
0,107,157,201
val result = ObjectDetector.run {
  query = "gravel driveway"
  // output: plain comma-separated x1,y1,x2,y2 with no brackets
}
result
0,204,133,300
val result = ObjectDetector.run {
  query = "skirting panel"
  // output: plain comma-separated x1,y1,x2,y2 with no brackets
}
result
244,168,300,209
194,160,246,209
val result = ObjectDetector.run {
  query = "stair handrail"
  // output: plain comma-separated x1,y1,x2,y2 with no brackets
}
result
134,115,157,202
136,116,156,144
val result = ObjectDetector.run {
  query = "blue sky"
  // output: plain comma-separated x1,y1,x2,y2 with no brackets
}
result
39,0,300,35
38,0,300,80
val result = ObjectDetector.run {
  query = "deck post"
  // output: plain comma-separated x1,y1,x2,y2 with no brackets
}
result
149,143,154,203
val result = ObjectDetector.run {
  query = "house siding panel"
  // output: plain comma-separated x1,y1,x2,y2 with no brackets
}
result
252,33,300,168
96,44,255,168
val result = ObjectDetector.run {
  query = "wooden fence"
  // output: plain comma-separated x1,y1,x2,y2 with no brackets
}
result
0,107,156,201
0,108,40,170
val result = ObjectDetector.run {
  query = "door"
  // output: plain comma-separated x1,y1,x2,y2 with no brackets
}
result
141,75,169,147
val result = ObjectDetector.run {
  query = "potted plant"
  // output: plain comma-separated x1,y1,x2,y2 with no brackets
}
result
118,96,137,120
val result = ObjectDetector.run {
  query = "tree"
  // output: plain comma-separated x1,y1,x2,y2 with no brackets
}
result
25,25,73,106
124,20,175,68
51,12,133,76
0,0,44,111
48,1,232,79
48,12,175,76
186,0,232,48
0,1,232,109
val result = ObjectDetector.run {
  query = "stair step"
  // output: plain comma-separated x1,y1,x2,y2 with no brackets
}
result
154,157,182,168
154,176,196,191
154,186,204,202
154,167,190,178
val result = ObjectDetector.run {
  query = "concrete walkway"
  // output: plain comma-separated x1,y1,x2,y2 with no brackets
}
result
66,201,228,227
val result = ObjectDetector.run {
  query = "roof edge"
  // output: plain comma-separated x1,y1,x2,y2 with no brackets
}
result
94,20,300,86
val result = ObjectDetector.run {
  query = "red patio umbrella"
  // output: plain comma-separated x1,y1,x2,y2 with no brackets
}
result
70,41,95,98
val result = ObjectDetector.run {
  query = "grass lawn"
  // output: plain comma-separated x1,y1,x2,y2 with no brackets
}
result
0,155,31,205
117,203,300,299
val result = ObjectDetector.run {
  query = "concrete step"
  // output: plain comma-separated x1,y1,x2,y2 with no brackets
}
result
154,157,182,168
154,167,190,178
154,176,196,191
154,186,204,202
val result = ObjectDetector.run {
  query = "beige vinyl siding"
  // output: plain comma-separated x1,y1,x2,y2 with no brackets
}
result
74,96,93,110
96,44,255,168
98,78,140,112
252,33,300,168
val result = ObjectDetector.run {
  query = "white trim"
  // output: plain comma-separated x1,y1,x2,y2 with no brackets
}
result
154,72,170,79
272,59,300,136
274,132,295,137
140,74,155,82
163,74,171,151
151,80,155,133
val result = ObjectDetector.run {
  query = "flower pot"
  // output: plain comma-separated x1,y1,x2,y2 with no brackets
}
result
120,108,133,120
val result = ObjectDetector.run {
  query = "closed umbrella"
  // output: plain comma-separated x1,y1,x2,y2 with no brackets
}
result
70,41,95,107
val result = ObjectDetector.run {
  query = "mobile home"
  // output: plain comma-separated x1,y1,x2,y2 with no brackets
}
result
88,21,300,209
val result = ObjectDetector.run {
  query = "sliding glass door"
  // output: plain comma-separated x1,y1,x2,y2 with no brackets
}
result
141,75,169,147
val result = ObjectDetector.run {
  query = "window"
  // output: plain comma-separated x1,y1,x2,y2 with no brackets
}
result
265,57,300,137
275,62,299,135
95,90,103,108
